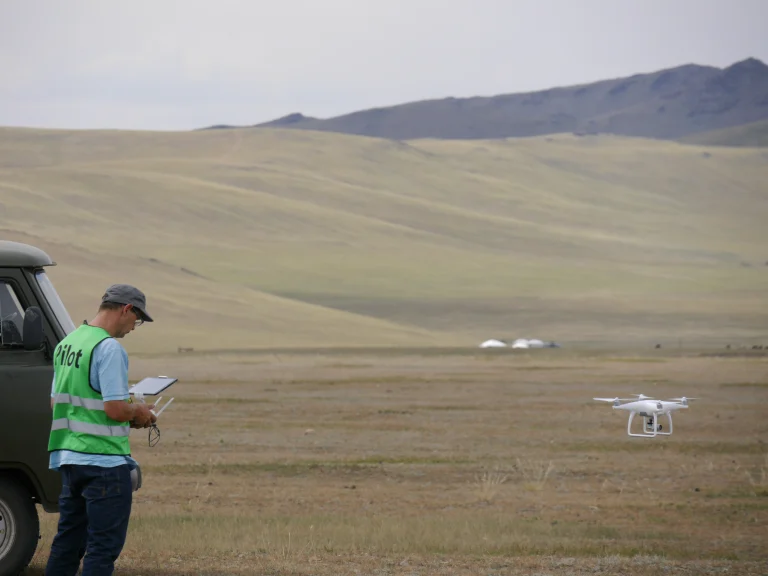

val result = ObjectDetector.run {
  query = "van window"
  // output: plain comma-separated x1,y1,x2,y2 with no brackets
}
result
0,281,25,346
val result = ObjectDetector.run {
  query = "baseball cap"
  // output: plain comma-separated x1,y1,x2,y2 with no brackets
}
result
101,284,154,322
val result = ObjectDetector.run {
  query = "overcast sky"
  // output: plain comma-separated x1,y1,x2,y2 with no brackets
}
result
1,0,766,131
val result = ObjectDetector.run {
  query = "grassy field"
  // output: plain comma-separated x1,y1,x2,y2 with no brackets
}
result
24,350,768,575
1,127,767,353
680,120,768,148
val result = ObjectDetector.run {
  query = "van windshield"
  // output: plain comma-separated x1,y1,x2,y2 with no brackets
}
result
35,270,76,335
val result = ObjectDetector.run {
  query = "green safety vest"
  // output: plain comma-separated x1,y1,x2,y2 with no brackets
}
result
48,324,131,456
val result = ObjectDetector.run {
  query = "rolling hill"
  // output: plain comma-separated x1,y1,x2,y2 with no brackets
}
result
679,119,768,147
1,126,767,353
202,58,768,143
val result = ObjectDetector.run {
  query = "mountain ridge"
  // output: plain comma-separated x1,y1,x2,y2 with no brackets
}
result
200,57,768,142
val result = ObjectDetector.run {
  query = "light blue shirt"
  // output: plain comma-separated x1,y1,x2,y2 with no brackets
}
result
50,336,138,471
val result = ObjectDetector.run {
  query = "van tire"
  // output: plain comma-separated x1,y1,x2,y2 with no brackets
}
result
0,477,40,576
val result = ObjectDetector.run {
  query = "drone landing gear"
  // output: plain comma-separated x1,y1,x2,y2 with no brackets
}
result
627,411,673,437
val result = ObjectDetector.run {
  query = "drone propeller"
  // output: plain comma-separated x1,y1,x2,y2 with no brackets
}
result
631,394,654,400
594,397,636,403
668,396,699,406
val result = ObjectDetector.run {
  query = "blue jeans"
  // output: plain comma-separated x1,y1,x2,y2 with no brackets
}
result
45,464,133,576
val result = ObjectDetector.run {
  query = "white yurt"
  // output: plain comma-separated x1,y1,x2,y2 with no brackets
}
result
479,339,507,348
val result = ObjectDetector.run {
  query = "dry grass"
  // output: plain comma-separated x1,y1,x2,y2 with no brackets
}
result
26,351,768,575
5,125,768,573
679,119,768,147
1,127,767,353
743,455,768,497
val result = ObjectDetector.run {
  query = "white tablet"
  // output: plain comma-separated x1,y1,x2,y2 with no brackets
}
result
129,376,178,396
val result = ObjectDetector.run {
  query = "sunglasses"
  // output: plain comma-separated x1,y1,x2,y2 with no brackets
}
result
128,305,145,327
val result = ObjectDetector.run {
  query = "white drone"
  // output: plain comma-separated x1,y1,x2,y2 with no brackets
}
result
593,394,698,437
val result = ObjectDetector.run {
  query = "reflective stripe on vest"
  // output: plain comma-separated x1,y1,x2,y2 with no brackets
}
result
52,393,105,411
51,418,130,437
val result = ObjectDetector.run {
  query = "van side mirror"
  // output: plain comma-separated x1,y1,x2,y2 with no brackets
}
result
23,306,45,350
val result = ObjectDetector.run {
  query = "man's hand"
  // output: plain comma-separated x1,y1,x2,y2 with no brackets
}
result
131,403,156,428
105,399,158,428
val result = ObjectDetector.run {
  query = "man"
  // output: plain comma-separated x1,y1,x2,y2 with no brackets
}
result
45,284,156,576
